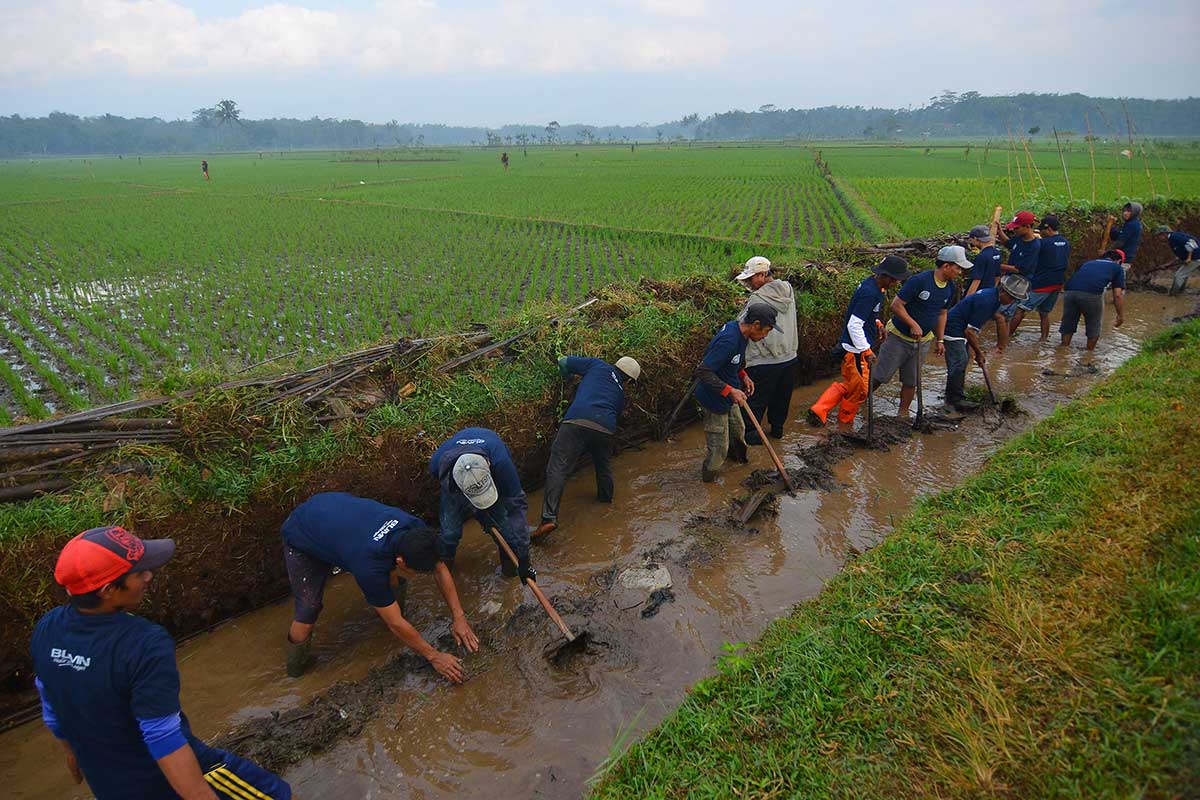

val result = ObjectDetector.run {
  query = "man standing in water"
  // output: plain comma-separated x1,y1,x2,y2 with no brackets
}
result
964,225,1002,297
735,257,798,443
33,527,291,799
693,303,776,482
808,256,909,428
533,355,642,539
1154,225,1199,295
1059,250,1126,354
1109,202,1143,268
280,492,477,682
943,275,1029,412
1010,216,1070,340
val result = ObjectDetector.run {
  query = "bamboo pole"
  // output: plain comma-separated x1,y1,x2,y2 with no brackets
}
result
1085,112,1097,204
1052,127,1073,202
1128,115,1157,196
1006,150,1014,209
1023,137,1046,192
1008,127,1026,198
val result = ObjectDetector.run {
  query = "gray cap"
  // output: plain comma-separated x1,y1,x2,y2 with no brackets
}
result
744,302,777,328
452,454,498,509
999,274,1030,301
937,245,973,270
969,225,993,243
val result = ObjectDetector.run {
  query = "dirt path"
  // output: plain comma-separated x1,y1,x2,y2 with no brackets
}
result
3,291,1193,799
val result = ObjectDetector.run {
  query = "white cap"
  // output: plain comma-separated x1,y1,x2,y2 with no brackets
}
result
735,256,772,284
452,454,498,509
615,356,641,381
937,245,972,270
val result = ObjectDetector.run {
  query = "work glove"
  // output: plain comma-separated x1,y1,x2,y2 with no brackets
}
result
518,560,537,585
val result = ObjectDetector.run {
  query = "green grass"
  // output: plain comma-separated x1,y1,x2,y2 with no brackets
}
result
591,318,1200,799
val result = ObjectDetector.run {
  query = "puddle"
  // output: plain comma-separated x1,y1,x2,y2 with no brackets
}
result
1,291,1192,799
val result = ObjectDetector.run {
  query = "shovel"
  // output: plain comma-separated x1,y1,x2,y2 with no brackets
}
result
980,359,998,406
913,341,926,431
487,527,576,643
738,399,796,492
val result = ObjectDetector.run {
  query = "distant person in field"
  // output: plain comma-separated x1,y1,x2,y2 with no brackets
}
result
1011,215,1070,340
693,303,776,482
871,246,968,418
735,257,798,443
533,355,642,540
33,527,291,800
1154,225,1199,295
964,224,1002,296
1108,202,1143,267
943,274,1029,412
280,492,477,683
200,160,209,181
808,256,909,428
501,152,509,171
996,210,1041,319
1059,249,1126,353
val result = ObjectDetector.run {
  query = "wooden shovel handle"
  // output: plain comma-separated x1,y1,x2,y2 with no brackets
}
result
738,399,795,492
489,528,575,642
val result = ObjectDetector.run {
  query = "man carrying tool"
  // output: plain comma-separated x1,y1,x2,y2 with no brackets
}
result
1010,215,1070,340
1154,225,1199,295
430,427,535,583
964,224,1002,296
533,354,642,539
33,527,291,799
943,274,1030,412
281,491,476,682
871,246,967,418
808,255,909,428
694,303,776,482
1108,202,1144,268
1059,250,1126,353
735,256,799,443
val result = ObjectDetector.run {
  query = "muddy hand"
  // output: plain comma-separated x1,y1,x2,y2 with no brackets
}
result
452,615,480,652
429,650,466,683
743,376,756,397
729,388,748,405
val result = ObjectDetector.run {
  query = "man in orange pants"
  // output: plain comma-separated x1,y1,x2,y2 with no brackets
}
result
808,256,909,427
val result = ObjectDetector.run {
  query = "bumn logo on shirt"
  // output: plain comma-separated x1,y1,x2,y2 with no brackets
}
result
50,647,90,671
373,519,400,542
918,290,931,300
731,354,741,364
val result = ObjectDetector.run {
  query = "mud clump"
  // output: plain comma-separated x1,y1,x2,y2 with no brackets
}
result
641,588,676,618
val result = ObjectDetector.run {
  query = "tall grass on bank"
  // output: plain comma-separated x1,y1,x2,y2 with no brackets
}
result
592,319,1200,799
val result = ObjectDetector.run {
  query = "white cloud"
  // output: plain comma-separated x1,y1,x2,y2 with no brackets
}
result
0,0,731,84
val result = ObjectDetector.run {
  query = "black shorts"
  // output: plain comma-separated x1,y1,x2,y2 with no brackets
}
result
283,544,334,624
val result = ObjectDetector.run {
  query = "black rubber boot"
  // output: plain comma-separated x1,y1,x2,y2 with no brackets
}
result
286,636,314,678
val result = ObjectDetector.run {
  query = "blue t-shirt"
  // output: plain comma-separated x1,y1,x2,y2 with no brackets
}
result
561,357,627,434
1111,218,1143,262
839,276,885,352
1066,259,1126,295
1031,234,1070,290
945,288,1003,339
970,246,1002,290
282,492,427,608
693,320,748,412
1167,231,1199,262
1005,237,1042,277
32,606,218,800
429,428,523,498
892,270,954,341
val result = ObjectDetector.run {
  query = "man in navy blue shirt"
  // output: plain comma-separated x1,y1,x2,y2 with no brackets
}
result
1154,225,1199,295
693,303,776,482
430,427,534,582
281,492,476,682
808,255,909,427
965,225,1002,297
1011,216,1070,340
32,527,290,800
1109,202,1143,266
943,275,1029,411
533,355,641,539
1060,250,1126,353
871,246,966,418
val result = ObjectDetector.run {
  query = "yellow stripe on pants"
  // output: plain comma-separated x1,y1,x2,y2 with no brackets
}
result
204,765,274,800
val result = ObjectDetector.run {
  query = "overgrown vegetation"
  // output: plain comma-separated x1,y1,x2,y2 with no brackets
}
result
591,318,1200,799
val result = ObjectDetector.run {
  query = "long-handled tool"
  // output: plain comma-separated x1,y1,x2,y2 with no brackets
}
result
488,527,575,642
738,399,796,492
980,360,998,406
865,355,875,443
659,379,699,440
913,342,925,431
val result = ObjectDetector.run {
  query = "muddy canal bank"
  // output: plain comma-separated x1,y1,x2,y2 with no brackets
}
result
3,290,1194,799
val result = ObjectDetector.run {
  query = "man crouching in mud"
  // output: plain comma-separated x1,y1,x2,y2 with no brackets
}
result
281,491,478,683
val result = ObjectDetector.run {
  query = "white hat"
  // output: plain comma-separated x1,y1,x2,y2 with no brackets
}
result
735,256,772,284
937,245,972,270
452,454,498,509
615,356,641,381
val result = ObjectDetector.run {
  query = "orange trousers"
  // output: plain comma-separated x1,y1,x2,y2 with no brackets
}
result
810,351,870,425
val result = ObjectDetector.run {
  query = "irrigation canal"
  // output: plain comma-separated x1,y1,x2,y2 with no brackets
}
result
3,290,1194,799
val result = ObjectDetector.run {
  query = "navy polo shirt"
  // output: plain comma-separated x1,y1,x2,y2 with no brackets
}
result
839,276,885,352
561,357,627,434
1006,237,1042,277
1167,231,1199,262
891,270,953,341
282,492,426,608
945,288,1003,339
1031,234,1070,290
693,320,748,412
971,245,1002,290
1066,259,1126,295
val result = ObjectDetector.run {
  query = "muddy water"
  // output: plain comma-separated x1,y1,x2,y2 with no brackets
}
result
4,291,1192,799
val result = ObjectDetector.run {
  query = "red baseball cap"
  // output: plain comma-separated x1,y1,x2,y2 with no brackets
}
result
54,527,176,596
1004,211,1038,230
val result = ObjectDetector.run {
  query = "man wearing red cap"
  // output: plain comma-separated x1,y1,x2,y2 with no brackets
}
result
32,527,291,800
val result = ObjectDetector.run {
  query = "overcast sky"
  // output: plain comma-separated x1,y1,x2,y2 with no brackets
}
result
1,0,1198,126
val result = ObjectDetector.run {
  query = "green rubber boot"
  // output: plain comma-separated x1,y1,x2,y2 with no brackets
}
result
286,636,314,678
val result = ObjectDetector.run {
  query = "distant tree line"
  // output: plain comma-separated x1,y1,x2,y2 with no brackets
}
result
1,94,1197,157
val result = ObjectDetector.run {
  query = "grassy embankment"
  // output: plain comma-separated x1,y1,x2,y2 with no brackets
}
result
592,319,1200,799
